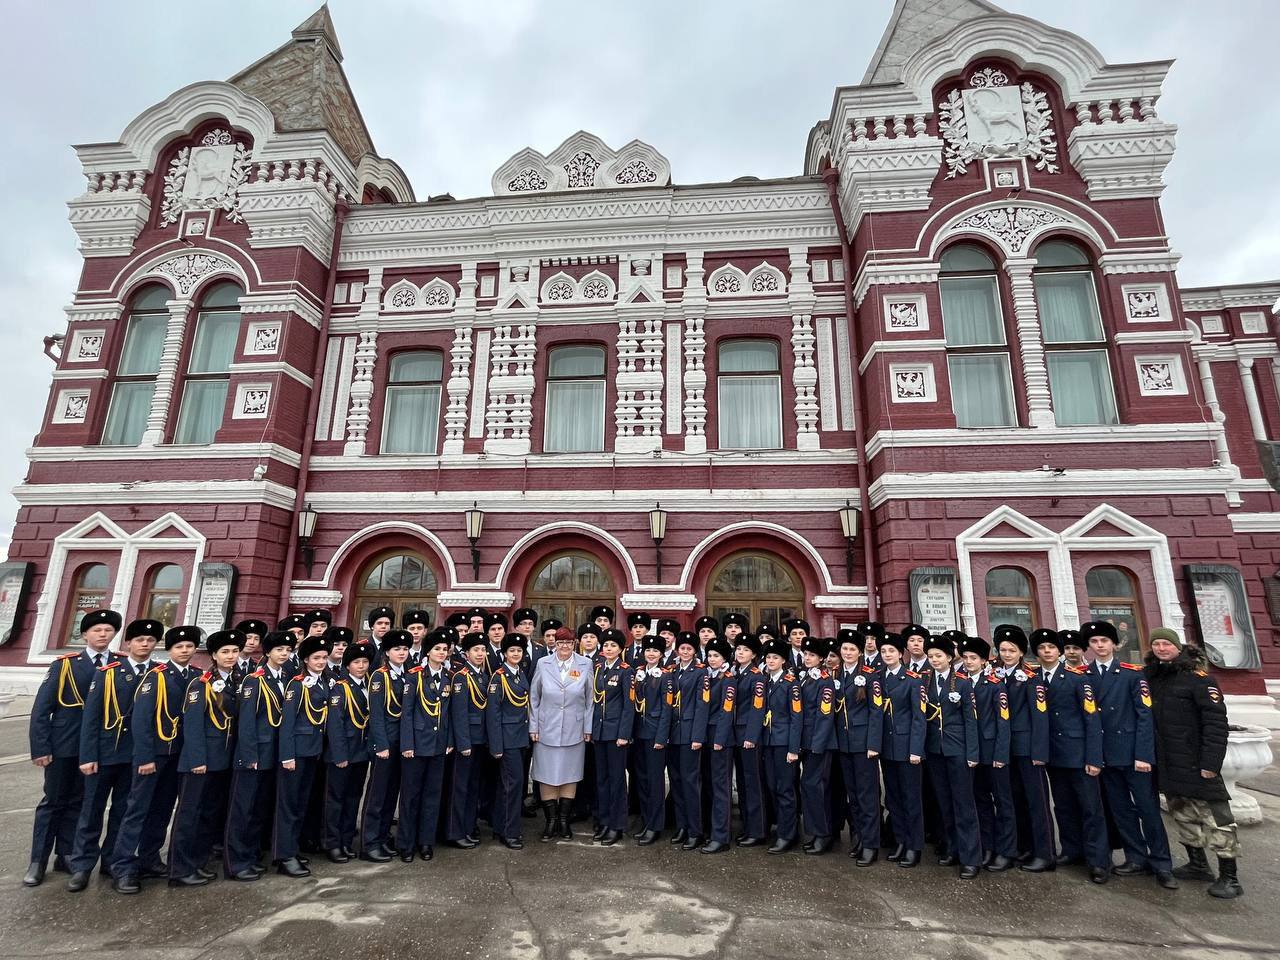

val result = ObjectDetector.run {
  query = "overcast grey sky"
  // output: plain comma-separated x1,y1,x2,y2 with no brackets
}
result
1,0,1276,552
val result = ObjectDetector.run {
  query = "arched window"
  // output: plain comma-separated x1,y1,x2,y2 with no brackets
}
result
717,339,781,449
382,351,443,454
706,551,805,630
985,566,1037,633
1034,240,1117,426
143,563,184,629
1085,566,1143,662
545,345,606,453
354,551,439,627
66,562,111,645
174,282,242,444
102,285,169,446
940,244,1016,427
525,551,615,628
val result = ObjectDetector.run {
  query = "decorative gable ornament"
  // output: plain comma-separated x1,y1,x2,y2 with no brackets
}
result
492,132,671,195
160,129,253,225
938,79,1058,178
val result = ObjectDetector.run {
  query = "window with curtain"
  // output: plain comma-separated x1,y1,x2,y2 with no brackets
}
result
717,339,782,449
985,566,1037,633
940,244,1016,427
65,562,112,646
174,282,241,444
382,351,443,454
545,344,605,453
143,563,184,629
1085,566,1143,663
101,286,169,446
1033,240,1117,426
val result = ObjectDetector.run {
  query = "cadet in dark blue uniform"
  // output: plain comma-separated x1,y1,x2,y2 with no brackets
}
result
833,628,882,865
25,609,120,888
959,636,1016,871
361,629,411,861
1036,628,1110,883
224,629,294,881
995,625,1054,871
447,632,490,848
272,633,331,879
111,624,201,893
699,637,736,853
486,635,531,848
624,612,652,667
730,634,767,847
631,635,668,844
589,629,634,845
168,629,244,887
399,632,454,861
796,636,836,854
758,638,802,854
660,632,707,849
231,619,268,688
67,618,158,891
857,621,885,670
1083,619,1176,888
867,634,926,867
920,635,982,878
324,641,375,862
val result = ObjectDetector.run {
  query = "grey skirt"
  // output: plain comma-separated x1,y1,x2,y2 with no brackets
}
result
531,741,586,786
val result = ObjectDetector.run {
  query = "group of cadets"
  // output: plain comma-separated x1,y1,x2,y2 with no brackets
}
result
23,603,1201,894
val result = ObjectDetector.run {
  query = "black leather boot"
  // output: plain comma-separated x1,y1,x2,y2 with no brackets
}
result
540,801,556,841
1172,844,1216,882
1208,857,1243,899
556,798,574,839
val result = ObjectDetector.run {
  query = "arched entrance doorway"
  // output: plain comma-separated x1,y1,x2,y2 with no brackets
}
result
706,551,805,629
524,550,616,628
353,550,439,628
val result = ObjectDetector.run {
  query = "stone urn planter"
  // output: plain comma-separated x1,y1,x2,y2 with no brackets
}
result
1222,724,1274,825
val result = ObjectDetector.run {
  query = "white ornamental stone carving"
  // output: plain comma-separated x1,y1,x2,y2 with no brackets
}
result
154,252,236,295
251,325,280,354
712,271,742,294
423,279,454,307
1126,290,1161,320
1138,361,1175,394
950,206,1068,255
938,81,1058,178
615,159,658,185
242,388,270,416
507,168,548,192
62,392,89,421
887,300,920,330
893,368,929,400
969,67,1010,88
1241,311,1268,335
74,333,103,361
564,151,600,188
160,129,252,225
484,323,536,454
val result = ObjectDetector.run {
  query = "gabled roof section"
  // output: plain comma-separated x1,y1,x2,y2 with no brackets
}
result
228,4,374,166
863,0,1005,84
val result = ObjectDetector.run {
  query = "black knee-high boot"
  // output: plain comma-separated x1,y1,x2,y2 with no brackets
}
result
556,798,574,840
541,801,556,842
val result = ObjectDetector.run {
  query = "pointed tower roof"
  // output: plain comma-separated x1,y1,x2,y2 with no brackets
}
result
229,4,374,166
862,0,1005,84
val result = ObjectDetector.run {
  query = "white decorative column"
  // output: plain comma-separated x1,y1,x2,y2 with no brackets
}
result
1004,258,1055,427
442,263,477,454
1238,358,1269,442
140,298,190,446
681,252,707,454
615,302,664,454
484,322,536,455
341,269,383,456
788,247,819,450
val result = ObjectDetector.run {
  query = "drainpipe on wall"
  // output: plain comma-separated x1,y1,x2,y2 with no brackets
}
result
276,196,350,622
822,167,879,620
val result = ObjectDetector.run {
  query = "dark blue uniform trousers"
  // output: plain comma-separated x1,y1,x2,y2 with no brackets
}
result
398,754,447,852
672,745,704,836
323,761,368,850
168,769,230,878
110,755,180,878
69,762,133,873
223,768,275,874
734,746,766,840
1047,765,1110,868
448,751,483,841
1010,756,1055,861
973,762,1018,858
635,741,666,832
837,751,881,850
361,753,401,850
494,748,527,840
1101,766,1172,871
593,742,628,833
881,758,924,851
30,757,82,865
800,750,832,838
272,757,319,863
707,746,735,844
762,746,798,842
926,753,982,866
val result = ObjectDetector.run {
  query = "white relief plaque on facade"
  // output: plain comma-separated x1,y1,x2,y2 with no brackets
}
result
69,330,105,362
1241,311,1268,335
1200,315,1224,335
54,389,91,423
883,294,928,332
234,383,271,419
1121,282,1170,323
889,363,936,403
1135,355,1187,396
811,259,829,283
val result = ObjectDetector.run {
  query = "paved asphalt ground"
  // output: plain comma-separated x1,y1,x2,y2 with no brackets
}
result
0,698,1277,960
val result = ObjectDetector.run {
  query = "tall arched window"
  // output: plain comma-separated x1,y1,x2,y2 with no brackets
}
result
940,245,1016,427
382,351,443,454
706,551,804,630
354,551,439,627
1085,566,1143,662
525,551,615,628
985,566,1037,633
142,563,184,629
1033,240,1117,426
66,563,111,645
174,282,241,444
102,286,169,446
545,345,606,453
718,339,782,449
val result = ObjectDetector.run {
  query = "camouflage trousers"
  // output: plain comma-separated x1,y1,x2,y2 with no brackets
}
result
1167,795,1241,858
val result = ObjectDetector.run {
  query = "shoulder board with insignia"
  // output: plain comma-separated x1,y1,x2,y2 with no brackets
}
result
1065,664,1086,674
1023,662,1040,672
819,670,830,678
252,668,265,677
905,670,921,679
99,661,118,672
750,666,762,674
409,665,424,674
783,672,796,682
861,665,877,674
1195,669,1209,677
987,673,1003,684
58,651,79,660
956,667,969,678
1120,662,1142,671
292,673,305,682
149,662,167,673
201,671,213,681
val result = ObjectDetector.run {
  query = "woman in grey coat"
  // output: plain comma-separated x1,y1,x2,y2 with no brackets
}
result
529,626,594,839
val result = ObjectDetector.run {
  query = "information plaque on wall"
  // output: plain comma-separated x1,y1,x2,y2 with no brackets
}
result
1184,563,1261,670
194,562,238,637
910,567,959,635
0,562,34,647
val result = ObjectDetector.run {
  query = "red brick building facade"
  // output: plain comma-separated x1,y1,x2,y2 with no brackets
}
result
5,2,1279,724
